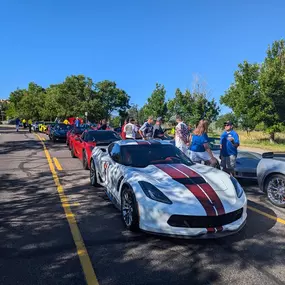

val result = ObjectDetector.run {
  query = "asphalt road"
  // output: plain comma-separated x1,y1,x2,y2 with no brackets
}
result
1,125,285,285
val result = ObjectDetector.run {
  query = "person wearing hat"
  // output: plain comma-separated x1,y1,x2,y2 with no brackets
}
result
220,121,240,175
152,117,164,139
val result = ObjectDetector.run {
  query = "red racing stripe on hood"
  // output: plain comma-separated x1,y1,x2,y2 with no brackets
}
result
172,164,200,178
174,164,225,216
155,164,216,216
199,183,225,215
155,164,187,179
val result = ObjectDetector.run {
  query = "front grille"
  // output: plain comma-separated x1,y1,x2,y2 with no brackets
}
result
167,208,243,228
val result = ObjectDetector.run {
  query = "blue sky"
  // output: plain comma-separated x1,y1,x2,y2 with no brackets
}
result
1,0,284,113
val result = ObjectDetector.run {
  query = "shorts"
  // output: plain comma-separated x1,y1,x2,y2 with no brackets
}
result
221,155,237,171
189,151,211,163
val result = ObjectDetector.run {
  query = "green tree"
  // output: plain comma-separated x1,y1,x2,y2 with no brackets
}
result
127,104,140,121
259,39,285,141
142,83,167,119
167,88,219,126
18,82,46,120
215,113,239,129
220,61,261,131
94,80,130,119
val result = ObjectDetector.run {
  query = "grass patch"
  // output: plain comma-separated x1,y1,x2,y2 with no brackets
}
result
208,130,285,152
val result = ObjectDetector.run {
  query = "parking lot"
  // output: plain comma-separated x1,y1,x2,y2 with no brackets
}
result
1,125,285,285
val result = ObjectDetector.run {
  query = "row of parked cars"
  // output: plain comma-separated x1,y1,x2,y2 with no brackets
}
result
37,121,285,238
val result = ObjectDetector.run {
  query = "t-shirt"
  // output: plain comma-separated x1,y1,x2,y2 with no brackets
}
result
220,130,240,156
175,122,188,145
124,123,138,139
190,133,209,152
139,122,153,139
152,124,164,138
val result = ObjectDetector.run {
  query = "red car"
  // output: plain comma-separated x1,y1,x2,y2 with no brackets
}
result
70,130,121,169
67,127,83,150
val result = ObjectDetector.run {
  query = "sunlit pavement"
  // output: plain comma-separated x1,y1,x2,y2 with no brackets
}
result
1,125,285,285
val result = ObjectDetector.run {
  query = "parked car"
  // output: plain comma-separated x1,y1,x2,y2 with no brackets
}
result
89,139,247,238
46,123,56,136
32,121,44,132
50,123,71,142
67,127,84,150
208,138,261,180
71,130,121,169
257,152,285,208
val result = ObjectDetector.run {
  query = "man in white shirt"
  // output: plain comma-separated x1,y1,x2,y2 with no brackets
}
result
175,115,189,155
124,118,138,139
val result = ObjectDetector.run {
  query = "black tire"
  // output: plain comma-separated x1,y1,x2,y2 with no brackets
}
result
265,174,285,208
121,187,139,231
82,151,89,170
90,159,99,187
71,147,76,158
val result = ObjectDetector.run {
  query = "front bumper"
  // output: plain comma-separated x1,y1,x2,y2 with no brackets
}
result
138,201,247,238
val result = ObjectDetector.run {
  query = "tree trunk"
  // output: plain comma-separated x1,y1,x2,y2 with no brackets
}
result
269,132,275,143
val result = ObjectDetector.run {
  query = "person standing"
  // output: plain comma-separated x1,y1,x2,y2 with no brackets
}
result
74,117,80,128
220,121,240,175
28,119,32,133
121,118,129,139
124,118,138,139
139,116,154,140
15,117,20,132
98,119,107,130
189,120,217,166
175,115,189,154
152,117,164,139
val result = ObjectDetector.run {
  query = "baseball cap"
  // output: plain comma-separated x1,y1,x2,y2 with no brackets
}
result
224,121,233,126
156,117,162,122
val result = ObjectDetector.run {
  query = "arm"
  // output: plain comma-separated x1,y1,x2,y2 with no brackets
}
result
139,123,146,139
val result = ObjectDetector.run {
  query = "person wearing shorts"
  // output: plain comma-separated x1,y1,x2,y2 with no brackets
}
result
189,119,217,167
220,121,240,175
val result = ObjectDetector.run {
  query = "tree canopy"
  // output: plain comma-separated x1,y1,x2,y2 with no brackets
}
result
221,40,285,140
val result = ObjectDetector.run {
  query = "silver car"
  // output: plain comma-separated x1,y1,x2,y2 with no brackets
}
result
257,152,285,208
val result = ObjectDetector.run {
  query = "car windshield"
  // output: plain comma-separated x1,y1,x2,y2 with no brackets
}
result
121,144,193,168
86,131,121,142
56,124,70,130
74,127,85,134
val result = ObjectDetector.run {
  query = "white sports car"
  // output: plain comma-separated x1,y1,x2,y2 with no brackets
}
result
90,140,247,238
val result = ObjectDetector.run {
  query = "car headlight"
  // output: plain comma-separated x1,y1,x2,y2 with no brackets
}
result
230,176,244,198
138,181,172,204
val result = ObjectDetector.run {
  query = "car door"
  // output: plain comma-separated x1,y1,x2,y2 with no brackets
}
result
106,143,125,204
74,133,84,159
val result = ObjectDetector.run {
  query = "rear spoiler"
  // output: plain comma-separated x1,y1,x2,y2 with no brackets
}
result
262,152,285,158
262,152,274,158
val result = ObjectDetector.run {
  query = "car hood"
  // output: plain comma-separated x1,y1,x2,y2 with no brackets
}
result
127,163,240,211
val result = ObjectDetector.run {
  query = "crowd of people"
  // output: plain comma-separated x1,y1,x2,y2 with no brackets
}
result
122,115,240,175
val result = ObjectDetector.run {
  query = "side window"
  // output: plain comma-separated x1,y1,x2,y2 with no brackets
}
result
108,143,115,154
109,143,121,163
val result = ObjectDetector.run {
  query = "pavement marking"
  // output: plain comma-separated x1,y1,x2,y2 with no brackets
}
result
53,157,63,171
248,205,285,225
35,134,99,285
41,137,46,141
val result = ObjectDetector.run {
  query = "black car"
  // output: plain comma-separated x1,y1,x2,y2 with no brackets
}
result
50,123,72,142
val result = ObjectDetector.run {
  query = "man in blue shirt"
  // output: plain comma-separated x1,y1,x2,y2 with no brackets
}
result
220,121,240,175
74,117,80,128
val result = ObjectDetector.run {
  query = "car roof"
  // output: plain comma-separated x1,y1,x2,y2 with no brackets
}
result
116,139,172,146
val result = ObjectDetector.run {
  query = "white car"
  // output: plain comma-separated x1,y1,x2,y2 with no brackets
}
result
90,140,247,238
